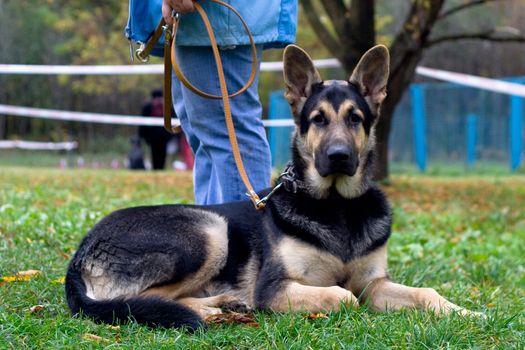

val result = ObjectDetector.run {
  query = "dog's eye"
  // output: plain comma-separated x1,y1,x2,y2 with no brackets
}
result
349,113,362,125
312,112,327,126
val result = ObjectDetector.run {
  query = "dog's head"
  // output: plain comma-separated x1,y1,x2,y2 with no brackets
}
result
283,45,389,199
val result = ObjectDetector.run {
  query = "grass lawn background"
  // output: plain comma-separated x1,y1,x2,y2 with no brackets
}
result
0,167,523,349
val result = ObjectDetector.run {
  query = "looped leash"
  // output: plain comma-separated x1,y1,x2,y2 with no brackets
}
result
136,0,264,209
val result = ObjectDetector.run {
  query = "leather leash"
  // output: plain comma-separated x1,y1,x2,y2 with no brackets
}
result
136,0,265,209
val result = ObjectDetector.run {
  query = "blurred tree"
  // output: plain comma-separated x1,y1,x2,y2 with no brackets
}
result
299,0,525,179
0,0,161,148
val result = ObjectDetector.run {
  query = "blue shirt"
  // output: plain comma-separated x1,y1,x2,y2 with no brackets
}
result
126,0,297,55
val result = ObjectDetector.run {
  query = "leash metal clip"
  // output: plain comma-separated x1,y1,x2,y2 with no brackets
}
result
248,163,298,208
135,42,149,63
136,12,179,63
251,182,283,209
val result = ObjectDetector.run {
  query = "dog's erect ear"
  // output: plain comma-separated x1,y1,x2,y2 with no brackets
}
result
349,45,390,116
283,45,322,118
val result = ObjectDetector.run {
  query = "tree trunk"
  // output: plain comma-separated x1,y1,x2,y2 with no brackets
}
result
372,0,446,180
374,49,424,180
374,102,395,180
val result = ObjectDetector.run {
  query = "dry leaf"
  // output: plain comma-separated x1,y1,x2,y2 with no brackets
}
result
1,270,41,283
29,305,45,313
205,312,259,327
306,313,328,320
53,277,66,284
17,270,42,277
450,236,461,244
83,334,109,343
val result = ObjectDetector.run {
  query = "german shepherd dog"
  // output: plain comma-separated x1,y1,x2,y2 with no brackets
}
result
66,45,482,330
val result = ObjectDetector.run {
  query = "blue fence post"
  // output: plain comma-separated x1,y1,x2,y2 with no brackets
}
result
509,87,523,171
466,114,477,168
411,84,427,171
268,90,294,168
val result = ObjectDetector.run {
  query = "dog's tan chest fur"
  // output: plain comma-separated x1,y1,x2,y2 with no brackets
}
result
277,237,388,293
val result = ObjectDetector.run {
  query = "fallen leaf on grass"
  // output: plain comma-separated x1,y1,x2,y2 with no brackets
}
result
52,277,65,284
306,313,328,320
17,269,41,276
449,236,461,244
83,333,110,344
1,269,41,283
29,305,45,313
205,312,259,327
59,251,71,260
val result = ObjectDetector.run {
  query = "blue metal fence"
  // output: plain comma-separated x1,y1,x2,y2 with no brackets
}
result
266,76,525,171
268,91,293,167
390,76,525,171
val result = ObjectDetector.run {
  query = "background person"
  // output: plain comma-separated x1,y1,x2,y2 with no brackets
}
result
139,89,174,170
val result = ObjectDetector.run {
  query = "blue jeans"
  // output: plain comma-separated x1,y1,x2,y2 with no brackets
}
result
172,45,271,205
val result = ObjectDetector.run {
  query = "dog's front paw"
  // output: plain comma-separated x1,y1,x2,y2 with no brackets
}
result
323,286,359,310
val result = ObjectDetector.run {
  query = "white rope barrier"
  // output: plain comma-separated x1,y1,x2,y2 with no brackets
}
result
1,60,523,96
0,140,78,150
0,104,175,127
0,104,294,127
0,59,340,75
0,61,522,128
415,66,525,98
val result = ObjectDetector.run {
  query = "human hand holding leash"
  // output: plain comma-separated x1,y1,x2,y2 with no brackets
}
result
163,0,195,23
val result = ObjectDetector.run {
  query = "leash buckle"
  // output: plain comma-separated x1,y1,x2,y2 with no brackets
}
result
249,182,284,209
135,42,149,63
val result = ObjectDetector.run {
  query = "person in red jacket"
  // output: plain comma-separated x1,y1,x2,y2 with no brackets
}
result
139,89,174,170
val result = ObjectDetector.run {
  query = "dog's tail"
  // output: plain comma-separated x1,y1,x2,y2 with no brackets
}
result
65,267,204,331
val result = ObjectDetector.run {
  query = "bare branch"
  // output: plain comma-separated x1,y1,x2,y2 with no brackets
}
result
347,0,375,51
438,0,501,20
389,0,446,75
425,29,525,47
299,0,341,57
319,0,348,40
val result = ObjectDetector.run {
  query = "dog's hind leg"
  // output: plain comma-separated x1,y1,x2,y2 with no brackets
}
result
140,291,247,318
359,278,484,317
178,294,250,317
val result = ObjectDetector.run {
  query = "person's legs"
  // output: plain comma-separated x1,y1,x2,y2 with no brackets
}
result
173,45,271,205
151,142,167,170
179,135,194,170
172,71,214,202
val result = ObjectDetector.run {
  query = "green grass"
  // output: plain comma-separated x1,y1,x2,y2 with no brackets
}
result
0,150,125,168
3,149,525,176
1,167,524,349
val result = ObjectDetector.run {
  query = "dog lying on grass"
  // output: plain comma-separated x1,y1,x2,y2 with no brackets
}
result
66,45,483,330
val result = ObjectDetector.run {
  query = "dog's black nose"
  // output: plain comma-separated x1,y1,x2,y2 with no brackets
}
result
327,144,351,162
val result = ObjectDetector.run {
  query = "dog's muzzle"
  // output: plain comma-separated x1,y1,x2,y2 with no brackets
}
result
316,143,359,177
